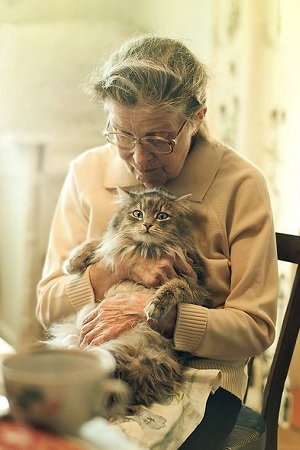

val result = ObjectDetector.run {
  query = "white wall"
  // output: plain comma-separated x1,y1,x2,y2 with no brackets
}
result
208,0,300,235
0,0,213,140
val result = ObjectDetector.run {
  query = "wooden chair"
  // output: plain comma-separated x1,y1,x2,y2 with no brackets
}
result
222,232,300,450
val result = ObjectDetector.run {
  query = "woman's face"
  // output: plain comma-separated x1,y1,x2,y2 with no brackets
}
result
105,103,196,187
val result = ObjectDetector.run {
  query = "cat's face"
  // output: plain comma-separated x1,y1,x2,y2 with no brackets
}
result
113,188,191,245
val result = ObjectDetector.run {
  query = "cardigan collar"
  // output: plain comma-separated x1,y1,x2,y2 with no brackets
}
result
104,138,224,203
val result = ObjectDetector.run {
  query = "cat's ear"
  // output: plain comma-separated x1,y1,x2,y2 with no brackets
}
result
175,193,192,215
175,193,192,204
115,186,133,204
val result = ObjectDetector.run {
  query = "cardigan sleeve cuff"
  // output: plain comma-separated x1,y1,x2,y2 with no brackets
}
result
173,303,208,352
66,266,95,311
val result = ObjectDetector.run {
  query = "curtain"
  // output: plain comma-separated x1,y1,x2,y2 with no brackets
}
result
208,0,300,419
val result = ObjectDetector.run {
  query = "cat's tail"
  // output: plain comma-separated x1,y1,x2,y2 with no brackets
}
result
100,323,185,408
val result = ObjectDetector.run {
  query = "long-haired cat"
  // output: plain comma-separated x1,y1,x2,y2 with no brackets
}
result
47,187,211,417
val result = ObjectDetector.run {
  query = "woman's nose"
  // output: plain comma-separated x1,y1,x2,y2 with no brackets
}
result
132,143,154,166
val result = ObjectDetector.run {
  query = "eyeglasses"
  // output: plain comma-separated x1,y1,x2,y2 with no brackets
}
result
103,120,187,155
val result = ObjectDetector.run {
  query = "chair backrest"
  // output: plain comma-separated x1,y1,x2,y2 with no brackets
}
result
262,232,300,449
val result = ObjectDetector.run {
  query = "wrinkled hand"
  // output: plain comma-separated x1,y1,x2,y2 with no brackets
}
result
88,254,197,300
83,255,195,347
116,254,197,288
79,291,151,348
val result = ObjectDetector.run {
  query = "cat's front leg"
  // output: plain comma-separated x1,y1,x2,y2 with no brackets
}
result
145,278,211,320
64,240,101,274
145,278,191,320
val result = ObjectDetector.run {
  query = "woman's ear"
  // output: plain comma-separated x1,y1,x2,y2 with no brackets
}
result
192,107,207,134
197,106,207,121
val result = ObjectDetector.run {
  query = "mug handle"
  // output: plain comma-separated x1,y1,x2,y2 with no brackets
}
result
95,378,130,419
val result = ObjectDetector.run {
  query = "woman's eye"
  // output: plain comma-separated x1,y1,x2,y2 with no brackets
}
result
156,212,169,220
132,210,143,219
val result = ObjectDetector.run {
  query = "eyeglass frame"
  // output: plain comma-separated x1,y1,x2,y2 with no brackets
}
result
103,119,187,155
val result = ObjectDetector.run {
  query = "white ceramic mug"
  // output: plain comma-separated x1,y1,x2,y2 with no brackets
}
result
2,347,116,435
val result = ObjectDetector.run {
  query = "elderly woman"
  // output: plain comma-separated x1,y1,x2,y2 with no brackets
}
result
37,35,278,449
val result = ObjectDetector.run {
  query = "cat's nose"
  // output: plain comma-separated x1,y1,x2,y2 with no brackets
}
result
143,222,153,231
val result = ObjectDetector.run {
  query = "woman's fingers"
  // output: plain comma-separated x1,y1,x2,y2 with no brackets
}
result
79,326,106,348
174,255,197,279
79,291,151,346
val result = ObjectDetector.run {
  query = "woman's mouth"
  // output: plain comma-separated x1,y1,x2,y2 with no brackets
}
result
134,166,158,174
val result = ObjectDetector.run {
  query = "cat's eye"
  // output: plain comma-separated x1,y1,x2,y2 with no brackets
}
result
156,212,169,221
132,210,143,219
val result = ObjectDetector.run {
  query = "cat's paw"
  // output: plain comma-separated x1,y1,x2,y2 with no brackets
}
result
145,284,176,320
145,278,193,320
63,240,100,274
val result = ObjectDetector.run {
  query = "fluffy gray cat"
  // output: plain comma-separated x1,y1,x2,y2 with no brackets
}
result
47,187,211,417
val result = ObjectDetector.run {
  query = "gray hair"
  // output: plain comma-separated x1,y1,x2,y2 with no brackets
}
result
89,34,209,122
